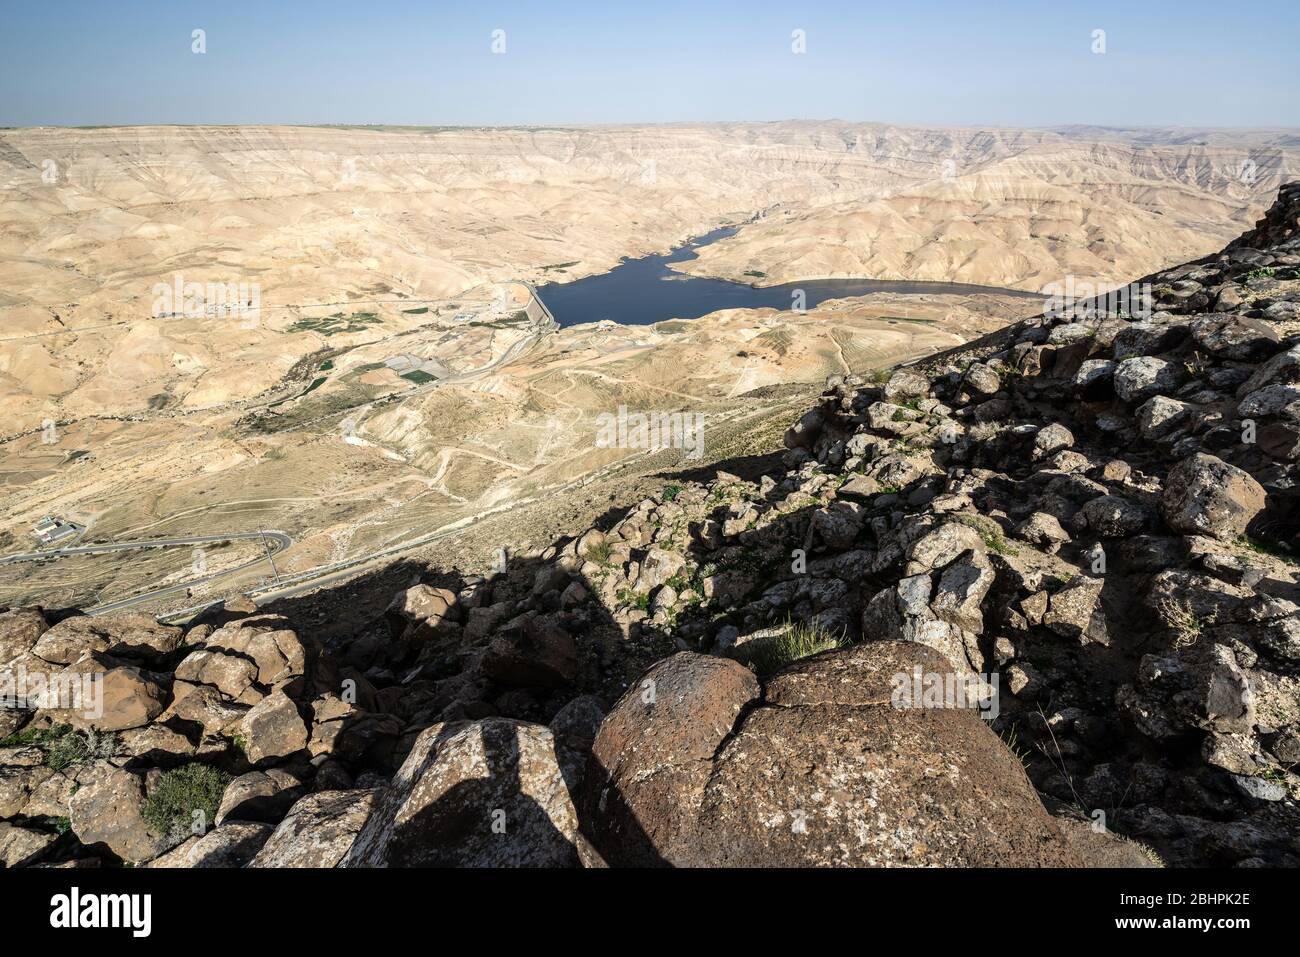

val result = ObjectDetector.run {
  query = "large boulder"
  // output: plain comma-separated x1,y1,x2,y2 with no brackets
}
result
205,622,309,693
42,653,169,732
215,769,305,825
1043,576,1110,646
884,369,931,402
1160,453,1266,541
0,822,56,867
0,764,53,818
1191,314,1280,361
69,767,170,863
481,617,577,688
31,613,182,667
343,718,580,867
173,649,261,704
385,583,460,638
579,653,759,866
174,619,316,707
237,690,308,765
580,645,1135,866
250,789,378,867
1114,356,1185,404
149,821,273,868
0,608,48,666
1136,395,1193,440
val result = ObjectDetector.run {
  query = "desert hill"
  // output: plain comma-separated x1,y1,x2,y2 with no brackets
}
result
2,122,1296,425
1,181,1297,868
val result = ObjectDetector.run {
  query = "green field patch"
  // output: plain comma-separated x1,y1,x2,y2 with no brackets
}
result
290,312,384,336
400,370,437,385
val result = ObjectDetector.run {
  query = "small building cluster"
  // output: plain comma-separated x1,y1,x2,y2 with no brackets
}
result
30,516,83,546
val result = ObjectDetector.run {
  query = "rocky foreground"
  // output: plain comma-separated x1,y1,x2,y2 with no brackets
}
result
3,184,1299,869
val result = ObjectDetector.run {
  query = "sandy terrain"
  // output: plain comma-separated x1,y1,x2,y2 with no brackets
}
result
1,120,1294,612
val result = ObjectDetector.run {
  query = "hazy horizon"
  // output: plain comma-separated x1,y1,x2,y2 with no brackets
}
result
3,0,1299,129
7,120,1300,133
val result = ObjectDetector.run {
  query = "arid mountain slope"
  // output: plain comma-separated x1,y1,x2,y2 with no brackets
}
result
2,122,1295,427
3,184,1296,869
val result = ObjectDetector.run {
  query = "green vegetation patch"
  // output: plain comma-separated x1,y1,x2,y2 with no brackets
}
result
0,723,121,771
142,764,232,840
742,619,852,676
289,312,384,336
400,370,438,385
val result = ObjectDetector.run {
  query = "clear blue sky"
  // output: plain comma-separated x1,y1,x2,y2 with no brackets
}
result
2,0,1297,128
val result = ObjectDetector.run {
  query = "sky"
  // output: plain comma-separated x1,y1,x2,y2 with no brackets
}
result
2,0,1298,129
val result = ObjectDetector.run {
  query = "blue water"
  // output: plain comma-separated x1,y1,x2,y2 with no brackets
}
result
537,225,1039,327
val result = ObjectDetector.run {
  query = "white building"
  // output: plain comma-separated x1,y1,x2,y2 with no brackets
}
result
31,516,81,545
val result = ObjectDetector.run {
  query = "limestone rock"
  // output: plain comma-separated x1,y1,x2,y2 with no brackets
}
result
216,768,305,825
0,822,56,867
150,821,273,868
0,609,48,667
1161,453,1266,540
237,691,308,765
251,789,378,867
69,767,169,863
581,645,1136,866
1114,356,1185,404
481,616,578,688
343,718,580,867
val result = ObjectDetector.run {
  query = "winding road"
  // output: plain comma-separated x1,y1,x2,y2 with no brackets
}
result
0,531,292,615
5,283,576,620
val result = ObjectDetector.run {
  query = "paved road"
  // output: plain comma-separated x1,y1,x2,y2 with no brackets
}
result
167,389,784,619
0,530,291,566
0,531,292,616
11,285,565,620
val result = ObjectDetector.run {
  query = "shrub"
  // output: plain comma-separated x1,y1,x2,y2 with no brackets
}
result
142,764,231,842
616,587,651,612
0,723,70,748
0,723,119,770
743,619,851,676
45,727,120,771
